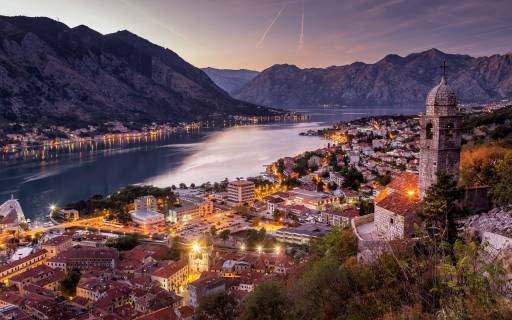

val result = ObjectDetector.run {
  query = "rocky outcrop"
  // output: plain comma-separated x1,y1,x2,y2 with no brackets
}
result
235,49,512,108
0,16,273,126
459,207,512,237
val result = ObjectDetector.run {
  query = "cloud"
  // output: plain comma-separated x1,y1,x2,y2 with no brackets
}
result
257,4,286,47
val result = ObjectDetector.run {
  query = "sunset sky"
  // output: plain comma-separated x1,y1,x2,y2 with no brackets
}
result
1,0,511,71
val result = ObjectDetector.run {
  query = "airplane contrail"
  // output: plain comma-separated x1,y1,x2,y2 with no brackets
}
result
296,0,305,53
117,0,200,47
257,5,286,47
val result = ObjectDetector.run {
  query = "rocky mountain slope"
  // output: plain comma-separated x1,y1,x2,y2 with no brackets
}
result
234,49,512,108
202,67,259,95
0,16,274,127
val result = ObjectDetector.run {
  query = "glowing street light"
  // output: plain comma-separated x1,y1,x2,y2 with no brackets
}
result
240,244,246,251
275,245,281,255
257,245,263,254
49,204,56,211
192,242,201,253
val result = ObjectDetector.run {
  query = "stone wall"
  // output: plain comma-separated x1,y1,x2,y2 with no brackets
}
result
374,206,406,240
463,186,492,214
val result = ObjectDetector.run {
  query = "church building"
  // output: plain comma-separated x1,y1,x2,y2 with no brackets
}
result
355,64,463,244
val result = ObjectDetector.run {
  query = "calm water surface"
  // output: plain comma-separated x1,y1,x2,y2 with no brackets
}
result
0,106,421,220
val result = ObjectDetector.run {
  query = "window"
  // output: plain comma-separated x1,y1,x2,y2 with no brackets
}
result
426,123,433,139
446,123,454,140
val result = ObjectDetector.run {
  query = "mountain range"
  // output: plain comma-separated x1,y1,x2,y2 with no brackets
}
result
201,67,258,95
0,16,275,127
229,49,512,108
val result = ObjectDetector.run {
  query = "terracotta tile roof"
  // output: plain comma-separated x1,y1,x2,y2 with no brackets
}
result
133,306,177,320
0,249,47,274
151,260,187,278
387,172,419,194
376,191,419,216
43,235,72,246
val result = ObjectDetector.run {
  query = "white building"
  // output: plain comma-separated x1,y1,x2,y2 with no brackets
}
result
227,180,255,207
130,196,164,227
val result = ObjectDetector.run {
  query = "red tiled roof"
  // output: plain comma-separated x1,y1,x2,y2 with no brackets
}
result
151,260,187,278
376,191,419,216
0,249,47,274
387,172,419,194
133,306,177,320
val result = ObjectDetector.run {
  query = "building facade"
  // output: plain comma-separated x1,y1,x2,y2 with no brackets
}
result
227,180,255,206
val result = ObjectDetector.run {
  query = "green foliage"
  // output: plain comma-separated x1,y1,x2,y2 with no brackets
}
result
420,171,463,244
359,199,374,215
197,292,238,320
341,166,364,190
316,180,325,192
65,185,176,217
219,230,230,241
240,282,289,320
106,233,141,251
492,154,512,207
281,177,301,189
59,269,81,297
310,228,357,261
163,236,182,260
375,172,392,186
272,209,283,222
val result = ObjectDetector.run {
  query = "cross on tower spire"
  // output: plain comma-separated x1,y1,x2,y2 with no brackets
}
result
440,60,448,78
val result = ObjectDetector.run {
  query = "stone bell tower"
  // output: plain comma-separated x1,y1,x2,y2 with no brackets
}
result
419,62,462,199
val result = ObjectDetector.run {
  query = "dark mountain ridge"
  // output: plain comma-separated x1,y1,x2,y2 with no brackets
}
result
201,67,259,95
234,48,512,107
0,15,274,127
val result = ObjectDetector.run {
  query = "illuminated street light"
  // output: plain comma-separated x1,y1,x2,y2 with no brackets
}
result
275,245,281,255
257,245,263,254
241,244,246,251
49,204,56,211
192,242,201,253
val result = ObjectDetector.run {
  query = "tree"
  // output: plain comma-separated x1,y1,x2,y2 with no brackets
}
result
241,282,289,320
219,230,230,241
59,269,81,297
164,236,182,260
492,154,512,206
359,199,374,215
197,292,238,320
376,172,392,186
106,233,141,251
341,166,364,190
210,225,217,236
420,171,463,244
272,209,283,222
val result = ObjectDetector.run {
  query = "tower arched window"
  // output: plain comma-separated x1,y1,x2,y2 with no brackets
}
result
426,123,433,139
446,123,454,140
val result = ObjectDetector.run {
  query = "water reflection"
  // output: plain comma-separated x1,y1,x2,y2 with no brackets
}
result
0,106,423,220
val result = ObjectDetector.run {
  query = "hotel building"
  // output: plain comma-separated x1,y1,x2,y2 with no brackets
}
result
227,180,255,207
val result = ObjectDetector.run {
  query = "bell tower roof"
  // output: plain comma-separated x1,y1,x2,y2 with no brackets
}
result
425,61,458,116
